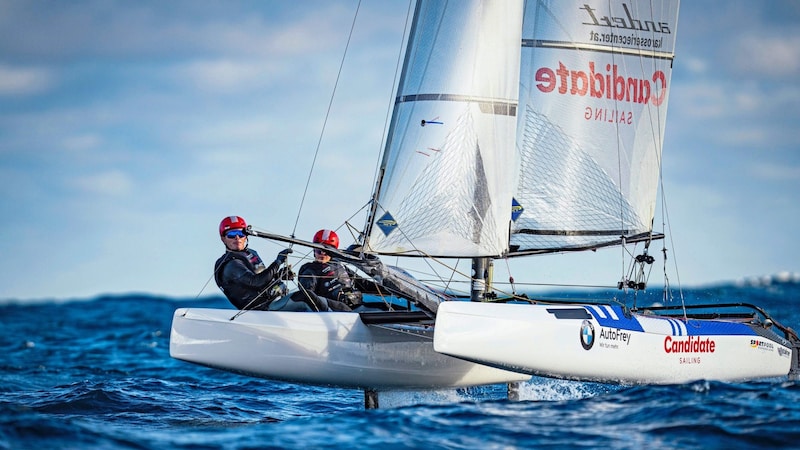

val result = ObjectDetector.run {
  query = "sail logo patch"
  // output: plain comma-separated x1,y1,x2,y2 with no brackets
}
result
580,320,595,350
511,198,524,222
376,212,397,236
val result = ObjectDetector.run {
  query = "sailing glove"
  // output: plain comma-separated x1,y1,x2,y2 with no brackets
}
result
275,248,292,264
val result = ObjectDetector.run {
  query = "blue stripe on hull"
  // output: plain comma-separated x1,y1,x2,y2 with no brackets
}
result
583,305,758,337
585,305,644,332
682,319,757,337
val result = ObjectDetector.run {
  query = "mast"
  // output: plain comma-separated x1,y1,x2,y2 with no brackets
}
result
470,257,489,302
470,257,497,302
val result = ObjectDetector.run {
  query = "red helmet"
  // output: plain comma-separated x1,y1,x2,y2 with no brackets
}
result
313,229,339,249
219,215,247,236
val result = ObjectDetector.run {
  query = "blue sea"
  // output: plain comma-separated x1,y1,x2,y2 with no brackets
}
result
2,282,800,449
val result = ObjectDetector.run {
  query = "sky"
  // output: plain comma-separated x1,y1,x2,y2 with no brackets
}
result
1,0,798,301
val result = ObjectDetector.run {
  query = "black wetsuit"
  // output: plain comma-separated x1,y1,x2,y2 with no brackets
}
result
214,248,283,310
297,261,360,311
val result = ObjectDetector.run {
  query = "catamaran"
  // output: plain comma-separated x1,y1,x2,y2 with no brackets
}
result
170,0,799,407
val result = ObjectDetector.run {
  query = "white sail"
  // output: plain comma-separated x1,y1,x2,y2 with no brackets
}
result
510,0,680,254
366,0,524,258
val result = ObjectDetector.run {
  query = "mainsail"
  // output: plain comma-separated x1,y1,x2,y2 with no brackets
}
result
366,0,678,259
510,0,680,254
365,0,524,258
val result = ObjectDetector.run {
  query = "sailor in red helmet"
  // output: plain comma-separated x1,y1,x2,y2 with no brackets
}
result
295,229,362,312
214,215,295,310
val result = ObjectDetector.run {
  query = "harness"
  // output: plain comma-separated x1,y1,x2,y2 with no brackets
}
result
300,261,361,307
214,249,263,295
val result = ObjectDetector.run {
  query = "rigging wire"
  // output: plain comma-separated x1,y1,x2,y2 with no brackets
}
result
642,0,688,317
362,0,417,248
193,274,216,300
605,0,679,300
642,0,664,288
659,184,687,316
623,0,658,307
655,0,688,318
291,0,364,239
602,0,629,290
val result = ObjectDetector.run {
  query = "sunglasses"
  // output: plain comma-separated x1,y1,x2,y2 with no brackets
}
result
225,230,246,239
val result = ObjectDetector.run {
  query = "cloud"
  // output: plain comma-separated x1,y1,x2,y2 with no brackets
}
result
180,60,263,92
733,32,800,78
0,65,52,95
681,57,708,75
62,133,103,152
68,170,134,197
752,162,800,181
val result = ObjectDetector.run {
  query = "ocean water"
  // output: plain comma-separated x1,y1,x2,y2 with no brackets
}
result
2,283,800,449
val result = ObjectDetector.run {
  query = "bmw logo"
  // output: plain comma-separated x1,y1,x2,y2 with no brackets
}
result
580,320,595,350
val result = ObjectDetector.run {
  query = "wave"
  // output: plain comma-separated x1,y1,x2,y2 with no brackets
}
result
0,293,230,307
3,272,799,306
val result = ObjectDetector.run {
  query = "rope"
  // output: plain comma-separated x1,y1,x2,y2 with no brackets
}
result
291,0,363,238
229,267,293,320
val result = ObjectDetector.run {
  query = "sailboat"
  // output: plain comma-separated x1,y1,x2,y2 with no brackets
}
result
170,0,799,404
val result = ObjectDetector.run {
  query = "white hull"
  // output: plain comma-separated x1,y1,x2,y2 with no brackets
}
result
434,302,793,384
170,308,530,390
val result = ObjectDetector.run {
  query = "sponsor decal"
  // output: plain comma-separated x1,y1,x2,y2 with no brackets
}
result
532,3,675,128
598,327,631,350
580,2,672,53
664,335,716,354
535,62,667,107
680,357,701,365
750,339,774,351
584,107,633,125
580,3,673,36
580,320,595,350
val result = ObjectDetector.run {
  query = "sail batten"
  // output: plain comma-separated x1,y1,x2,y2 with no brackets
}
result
517,229,637,237
397,93,518,117
523,39,676,60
